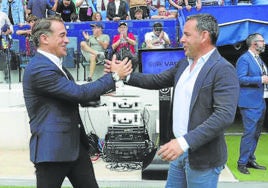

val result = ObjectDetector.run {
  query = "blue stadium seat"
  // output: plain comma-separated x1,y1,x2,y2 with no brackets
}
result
63,37,79,80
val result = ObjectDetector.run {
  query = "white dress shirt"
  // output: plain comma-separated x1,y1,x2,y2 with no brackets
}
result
37,49,69,79
173,48,216,152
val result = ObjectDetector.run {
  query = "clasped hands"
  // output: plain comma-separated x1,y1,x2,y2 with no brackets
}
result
104,55,132,80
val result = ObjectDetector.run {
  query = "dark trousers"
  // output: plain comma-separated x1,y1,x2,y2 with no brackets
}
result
238,102,266,165
79,7,93,21
35,144,98,188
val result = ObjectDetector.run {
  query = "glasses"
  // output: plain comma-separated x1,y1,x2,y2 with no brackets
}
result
255,40,265,43
154,28,162,32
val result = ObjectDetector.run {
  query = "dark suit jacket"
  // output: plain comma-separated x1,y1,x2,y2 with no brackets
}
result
23,52,115,163
128,49,239,169
106,0,128,20
236,51,265,108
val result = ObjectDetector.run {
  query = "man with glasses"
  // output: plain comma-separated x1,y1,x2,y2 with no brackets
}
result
144,22,170,49
236,33,267,174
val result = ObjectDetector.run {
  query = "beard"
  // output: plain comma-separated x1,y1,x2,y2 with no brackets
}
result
256,44,265,53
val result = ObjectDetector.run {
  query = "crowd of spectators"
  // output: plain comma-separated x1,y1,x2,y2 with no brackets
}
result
0,0,267,81
1,0,267,26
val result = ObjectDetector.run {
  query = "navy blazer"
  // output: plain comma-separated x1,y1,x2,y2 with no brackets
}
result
128,49,239,169
23,52,115,163
236,51,265,108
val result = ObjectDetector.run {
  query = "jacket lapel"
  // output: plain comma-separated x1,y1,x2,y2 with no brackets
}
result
62,66,74,81
189,50,221,113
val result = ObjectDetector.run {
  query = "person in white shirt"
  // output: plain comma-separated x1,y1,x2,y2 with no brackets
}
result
144,22,170,49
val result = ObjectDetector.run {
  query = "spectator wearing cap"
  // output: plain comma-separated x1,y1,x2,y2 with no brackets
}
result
151,6,176,19
80,23,110,82
56,0,77,22
144,22,170,49
1,0,25,25
112,22,136,56
106,0,128,21
134,8,143,20
111,22,139,71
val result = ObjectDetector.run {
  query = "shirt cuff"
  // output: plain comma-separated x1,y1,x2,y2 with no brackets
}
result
177,136,189,152
124,74,131,83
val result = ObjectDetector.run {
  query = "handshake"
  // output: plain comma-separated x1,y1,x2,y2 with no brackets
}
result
104,55,133,81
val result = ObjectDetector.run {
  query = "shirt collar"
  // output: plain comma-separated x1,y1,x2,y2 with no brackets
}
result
37,49,63,68
187,48,216,65
248,49,258,58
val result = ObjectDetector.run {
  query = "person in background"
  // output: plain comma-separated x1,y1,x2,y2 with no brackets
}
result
1,0,25,25
105,13,239,188
111,21,138,71
236,33,267,175
129,0,149,19
47,0,57,17
184,0,202,11
56,0,77,22
92,11,102,21
106,0,128,21
0,11,13,36
151,5,176,19
80,23,110,82
16,14,37,57
144,22,170,49
23,0,30,19
23,16,132,188
168,0,183,10
134,7,143,20
147,0,165,10
27,0,58,19
0,12,13,82
112,22,136,58
76,0,96,21
96,0,108,11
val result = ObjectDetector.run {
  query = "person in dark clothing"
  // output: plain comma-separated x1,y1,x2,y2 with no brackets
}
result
56,0,77,22
106,0,128,21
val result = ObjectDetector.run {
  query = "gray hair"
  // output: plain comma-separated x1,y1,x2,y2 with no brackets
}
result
186,14,219,45
246,33,262,47
31,16,64,47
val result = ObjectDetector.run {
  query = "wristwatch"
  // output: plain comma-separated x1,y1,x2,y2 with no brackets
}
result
112,72,120,82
